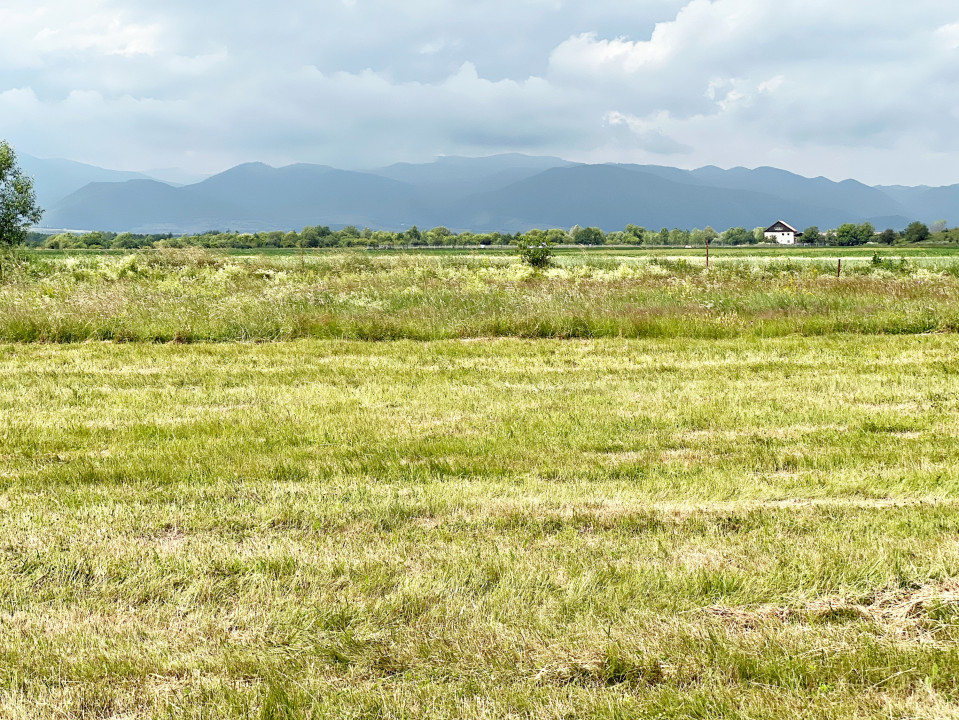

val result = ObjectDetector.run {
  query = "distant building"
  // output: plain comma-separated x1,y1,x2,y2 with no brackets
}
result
764,220,801,245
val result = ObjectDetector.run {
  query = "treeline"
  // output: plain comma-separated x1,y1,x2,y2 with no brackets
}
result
25,220,956,250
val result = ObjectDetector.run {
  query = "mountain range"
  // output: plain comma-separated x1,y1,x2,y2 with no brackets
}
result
27,153,959,234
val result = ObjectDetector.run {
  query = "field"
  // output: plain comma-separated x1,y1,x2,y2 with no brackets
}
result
2,249,958,718
3,248,959,342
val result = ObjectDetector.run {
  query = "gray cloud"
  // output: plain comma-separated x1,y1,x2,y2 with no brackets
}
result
2,0,958,185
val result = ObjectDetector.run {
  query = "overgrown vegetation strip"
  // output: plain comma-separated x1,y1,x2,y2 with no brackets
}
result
3,249,959,342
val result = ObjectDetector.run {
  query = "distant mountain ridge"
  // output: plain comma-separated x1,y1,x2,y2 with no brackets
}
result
35,154,959,234
20,154,153,211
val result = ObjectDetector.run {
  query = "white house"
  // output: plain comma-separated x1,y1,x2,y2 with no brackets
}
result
764,220,801,245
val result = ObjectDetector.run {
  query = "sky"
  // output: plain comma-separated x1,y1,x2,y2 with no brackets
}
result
2,0,958,186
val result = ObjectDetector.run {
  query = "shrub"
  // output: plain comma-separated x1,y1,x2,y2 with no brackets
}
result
516,238,553,269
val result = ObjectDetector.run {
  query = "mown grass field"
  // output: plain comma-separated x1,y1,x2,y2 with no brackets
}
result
2,250,958,718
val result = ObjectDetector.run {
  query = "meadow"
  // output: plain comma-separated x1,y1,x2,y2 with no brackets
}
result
2,248,959,342
1,249,958,718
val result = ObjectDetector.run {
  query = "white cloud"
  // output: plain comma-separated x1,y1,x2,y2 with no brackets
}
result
936,23,959,49
1,0,959,185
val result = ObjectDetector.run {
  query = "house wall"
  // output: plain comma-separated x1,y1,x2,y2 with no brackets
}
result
764,231,795,245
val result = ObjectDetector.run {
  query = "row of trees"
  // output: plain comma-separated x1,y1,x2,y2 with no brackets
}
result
800,221,939,246
29,221,952,251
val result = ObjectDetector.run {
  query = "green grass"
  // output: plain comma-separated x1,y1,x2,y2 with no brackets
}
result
2,335,959,718
2,249,959,342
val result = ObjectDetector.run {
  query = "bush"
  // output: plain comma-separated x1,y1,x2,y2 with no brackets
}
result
516,238,553,268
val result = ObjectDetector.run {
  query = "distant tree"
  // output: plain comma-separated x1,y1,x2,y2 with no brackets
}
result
113,232,141,249
903,221,931,244
573,226,605,245
0,141,43,250
802,226,821,245
546,228,569,244
522,228,547,244
857,222,875,244
878,228,896,245
658,228,669,245
624,224,645,244
722,227,753,245
426,226,452,245
703,226,719,245
834,223,860,246
931,220,948,234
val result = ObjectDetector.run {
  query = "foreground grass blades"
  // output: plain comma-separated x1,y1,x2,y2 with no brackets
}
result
1,336,958,718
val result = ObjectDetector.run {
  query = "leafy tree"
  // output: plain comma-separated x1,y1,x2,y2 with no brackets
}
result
878,228,896,245
405,225,423,245
857,222,875,244
833,224,856,246
903,221,930,244
0,141,43,249
722,227,753,245
624,224,645,244
573,226,605,245
658,228,669,245
802,226,821,244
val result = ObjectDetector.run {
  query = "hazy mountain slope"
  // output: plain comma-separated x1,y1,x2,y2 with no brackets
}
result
44,180,245,233
41,155,950,233
370,154,575,204
19,154,152,210
446,164,858,232
189,162,425,229
897,185,959,223
686,165,906,221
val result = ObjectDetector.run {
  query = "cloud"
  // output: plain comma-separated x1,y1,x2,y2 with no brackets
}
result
1,0,959,185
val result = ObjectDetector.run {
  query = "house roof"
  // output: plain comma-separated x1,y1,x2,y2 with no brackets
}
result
765,220,799,233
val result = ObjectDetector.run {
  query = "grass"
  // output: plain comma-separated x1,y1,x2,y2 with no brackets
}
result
2,248,959,342
2,248,958,717
2,335,959,718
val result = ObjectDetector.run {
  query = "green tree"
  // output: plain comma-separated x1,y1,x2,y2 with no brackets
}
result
624,224,646,244
573,226,605,245
834,223,863,246
802,226,821,244
878,228,896,245
0,141,43,249
903,221,930,244
722,227,753,245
